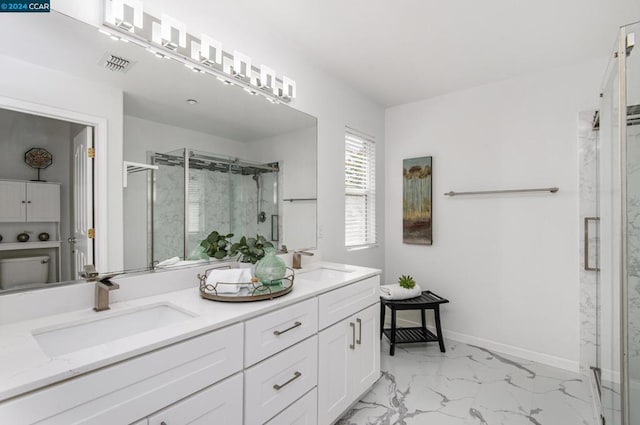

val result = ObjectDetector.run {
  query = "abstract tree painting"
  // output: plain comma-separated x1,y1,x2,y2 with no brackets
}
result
403,157,432,245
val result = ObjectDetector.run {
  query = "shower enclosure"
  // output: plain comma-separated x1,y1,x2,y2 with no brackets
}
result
150,148,279,265
589,21,639,425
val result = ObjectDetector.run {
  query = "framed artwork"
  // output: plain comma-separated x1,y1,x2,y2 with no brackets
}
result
403,156,432,245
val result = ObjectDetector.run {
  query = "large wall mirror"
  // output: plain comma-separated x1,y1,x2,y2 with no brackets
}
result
0,11,317,293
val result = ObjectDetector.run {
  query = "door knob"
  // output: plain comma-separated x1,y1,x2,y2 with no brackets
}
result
68,237,77,244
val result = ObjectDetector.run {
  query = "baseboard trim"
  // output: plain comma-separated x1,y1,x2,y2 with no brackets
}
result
394,317,580,373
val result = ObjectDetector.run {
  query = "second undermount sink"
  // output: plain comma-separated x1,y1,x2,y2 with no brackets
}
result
297,267,355,282
32,304,195,357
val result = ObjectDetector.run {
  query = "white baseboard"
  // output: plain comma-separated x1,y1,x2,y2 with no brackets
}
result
394,317,580,373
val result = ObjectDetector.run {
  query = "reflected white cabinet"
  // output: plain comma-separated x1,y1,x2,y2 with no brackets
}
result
318,304,380,425
0,181,60,222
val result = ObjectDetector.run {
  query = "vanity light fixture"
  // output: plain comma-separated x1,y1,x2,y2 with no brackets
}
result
105,0,144,32
102,0,297,104
160,13,187,51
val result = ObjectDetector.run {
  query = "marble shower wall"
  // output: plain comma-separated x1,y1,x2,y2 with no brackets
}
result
230,172,279,243
153,163,185,263
578,111,599,373
627,124,640,380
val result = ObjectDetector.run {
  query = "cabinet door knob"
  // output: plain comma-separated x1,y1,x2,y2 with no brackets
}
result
356,318,362,345
27,201,31,204
21,200,26,204
273,321,302,336
349,322,356,350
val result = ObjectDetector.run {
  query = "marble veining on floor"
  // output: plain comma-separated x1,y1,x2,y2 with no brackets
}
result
338,341,596,425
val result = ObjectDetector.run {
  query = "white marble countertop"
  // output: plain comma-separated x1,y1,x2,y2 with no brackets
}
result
0,262,380,402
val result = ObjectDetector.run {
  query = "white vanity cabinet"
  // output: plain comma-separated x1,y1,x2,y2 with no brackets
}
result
0,181,60,222
317,278,381,425
0,323,244,425
0,266,381,425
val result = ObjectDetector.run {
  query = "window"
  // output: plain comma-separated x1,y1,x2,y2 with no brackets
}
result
345,129,376,248
188,173,203,234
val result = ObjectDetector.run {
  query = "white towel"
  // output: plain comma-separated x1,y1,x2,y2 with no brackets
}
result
205,268,253,294
156,256,180,268
380,284,422,300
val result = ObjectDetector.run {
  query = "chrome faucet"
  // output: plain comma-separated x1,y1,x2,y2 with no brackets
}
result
292,249,314,269
94,278,120,312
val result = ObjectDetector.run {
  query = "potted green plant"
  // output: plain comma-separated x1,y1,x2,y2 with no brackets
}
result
398,275,416,289
230,235,274,264
199,231,234,259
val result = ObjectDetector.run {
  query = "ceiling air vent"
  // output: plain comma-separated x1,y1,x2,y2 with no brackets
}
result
99,53,134,73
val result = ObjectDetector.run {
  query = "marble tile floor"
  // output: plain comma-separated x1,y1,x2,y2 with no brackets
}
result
337,340,597,425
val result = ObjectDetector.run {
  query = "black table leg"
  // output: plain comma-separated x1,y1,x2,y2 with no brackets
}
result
390,308,397,356
380,302,385,339
434,306,445,352
421,308,427,338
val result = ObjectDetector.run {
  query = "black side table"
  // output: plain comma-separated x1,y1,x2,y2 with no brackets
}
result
380,290,449,356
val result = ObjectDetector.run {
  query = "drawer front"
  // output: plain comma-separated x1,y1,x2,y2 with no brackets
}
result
244,336,318,425
318,276,380,329
0,323,243,425
148,373,243,425
245,298,318,366
265,388,317,425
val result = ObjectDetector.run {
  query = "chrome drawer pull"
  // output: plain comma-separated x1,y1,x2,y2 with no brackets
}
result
273,371,302,390
273,321,302,336
356,318,362,345
584,217,600,272
349,322,356,350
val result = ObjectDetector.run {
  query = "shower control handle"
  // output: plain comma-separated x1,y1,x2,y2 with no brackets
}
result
584,217,600,272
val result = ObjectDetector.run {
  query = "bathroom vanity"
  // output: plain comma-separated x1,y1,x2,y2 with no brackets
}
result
0,261,380,425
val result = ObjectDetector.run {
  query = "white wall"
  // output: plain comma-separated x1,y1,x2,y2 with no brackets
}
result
249,126,318,250
0,54,124,273
56,0,386,274
385,58,606,370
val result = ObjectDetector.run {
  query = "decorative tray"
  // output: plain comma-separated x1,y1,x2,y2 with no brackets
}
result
198,263,295,302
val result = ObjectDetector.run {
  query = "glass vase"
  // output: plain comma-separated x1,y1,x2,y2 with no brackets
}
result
254,247,286,286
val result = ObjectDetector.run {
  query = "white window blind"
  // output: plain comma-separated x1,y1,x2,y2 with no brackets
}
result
345,130,376,248
188,173,203,233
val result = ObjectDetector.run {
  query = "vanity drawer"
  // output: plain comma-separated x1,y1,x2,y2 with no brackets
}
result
245,298,318,366
318,276,379,330
0,323,243,425
244,336,318,425
148,373,243,425
265,388,317,425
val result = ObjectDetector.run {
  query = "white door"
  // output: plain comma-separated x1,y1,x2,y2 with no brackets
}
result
71,127,94,279
26,183,60,222
0,181,26,222
318,318,354,425
353,304,381,396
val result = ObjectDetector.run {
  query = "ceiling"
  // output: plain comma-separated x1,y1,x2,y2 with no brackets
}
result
0,12,316,141
142,0,640,106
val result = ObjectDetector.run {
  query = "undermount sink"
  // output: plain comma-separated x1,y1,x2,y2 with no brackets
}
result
297,267,354,282
32,304,195,357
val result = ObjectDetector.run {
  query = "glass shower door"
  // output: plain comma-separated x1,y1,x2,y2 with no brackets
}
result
599,31,622,425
